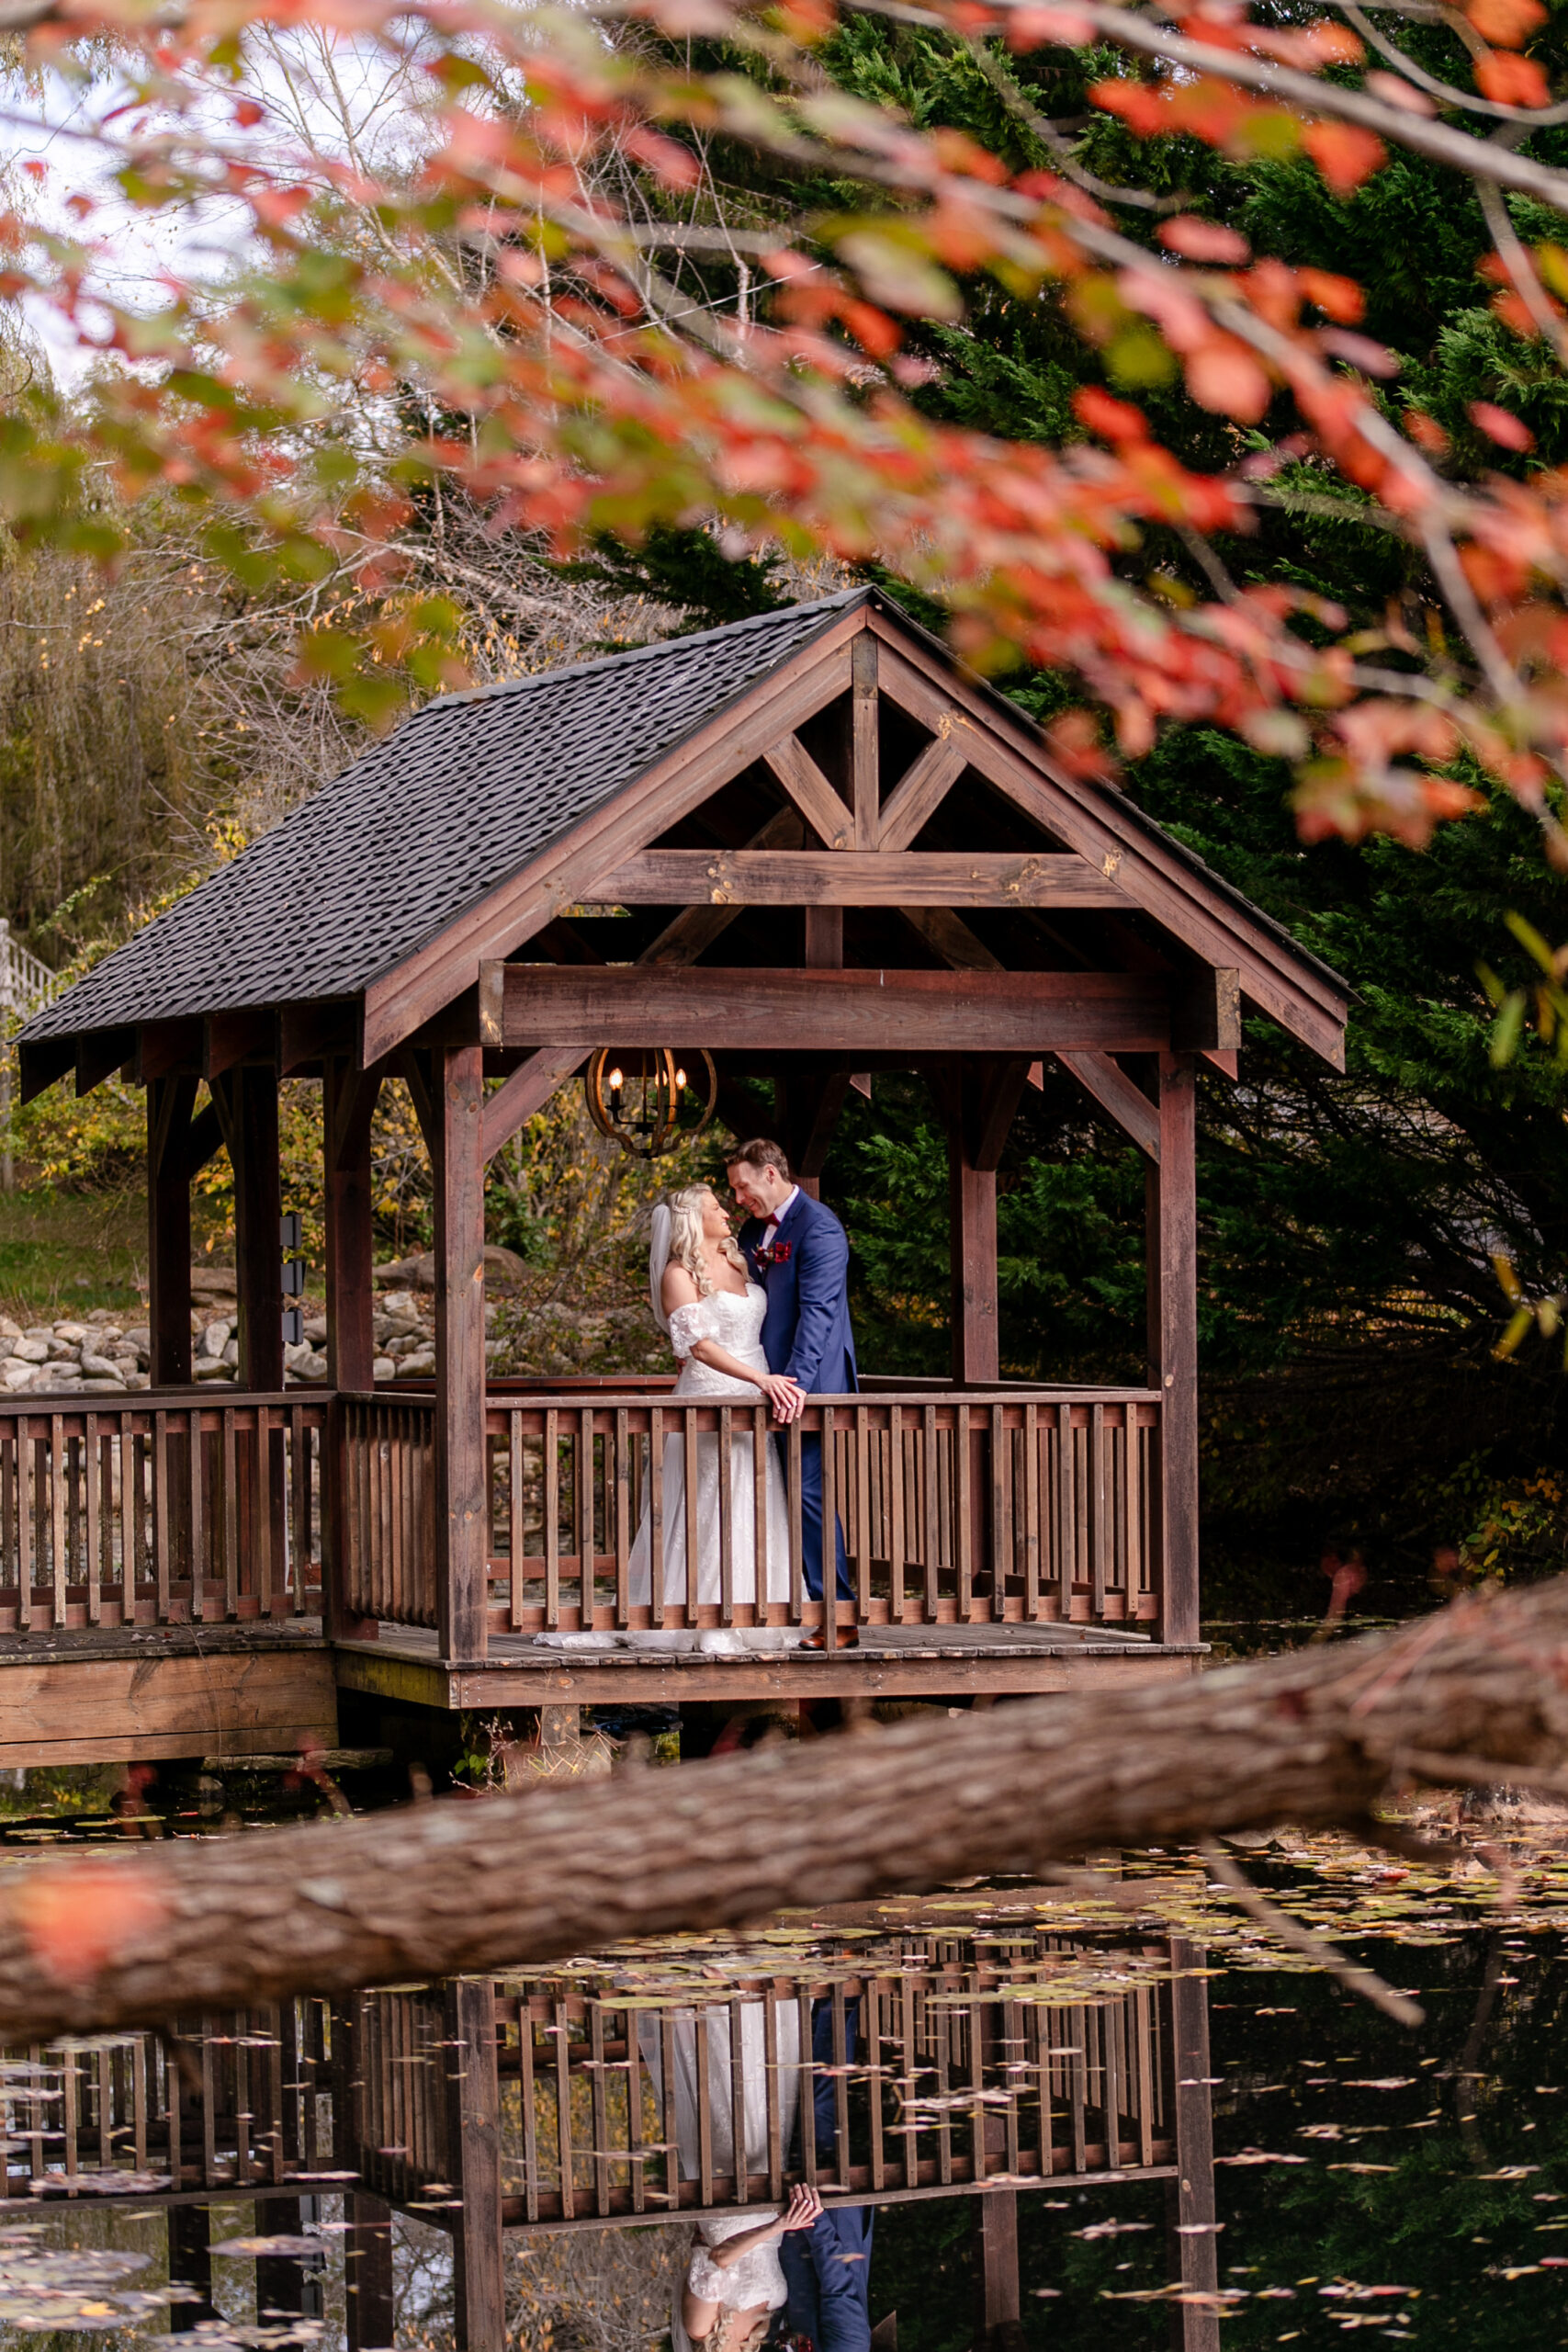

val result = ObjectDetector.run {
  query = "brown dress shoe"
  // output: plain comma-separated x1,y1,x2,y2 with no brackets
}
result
797,1623,860,1651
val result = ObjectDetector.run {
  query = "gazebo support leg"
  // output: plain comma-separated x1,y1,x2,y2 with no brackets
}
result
1147,1053,1199,1645
1165,1937,1219,2352
231,1067,284,1393
434,1044,488,1663
324,1059,382,1642
148,1074,197,1386
949,1134,998,1385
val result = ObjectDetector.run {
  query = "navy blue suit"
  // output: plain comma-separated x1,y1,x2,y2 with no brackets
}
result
779,2209,874,2352
739,1190,856,1605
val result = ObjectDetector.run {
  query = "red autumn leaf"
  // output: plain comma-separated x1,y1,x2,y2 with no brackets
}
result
1465,0,1546,46
620,127,701,190
1004,6,1093,48
1185,339,1271,422
1404,407,1449,454
233,99,265,127
1301,122,1386,191
1088,77,1168,139
1156,215,1250,265
1471,400,1535,450
1474,48,1551,104
18,1864,167,1989
1073,384,1148,442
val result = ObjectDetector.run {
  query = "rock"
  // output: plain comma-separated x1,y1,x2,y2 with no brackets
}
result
79,1353,123,1380
122,1371,151,1390
44,1337,78,1360
51,1321,90,1344
194,1359,232,1381
0,1361,31,1392
372,1355,397,1382
221,1339,239,1367
0,1317,20,1342
400,1346,436,1376
373,1246,525,1291
198,1320,232,1360
290,1350,328,1383
79,1376,125,1393
122,1326,151,1356
11,1338,50,1364
301,1317,328,1346
191,1266,238,1298
484,1245,526,1285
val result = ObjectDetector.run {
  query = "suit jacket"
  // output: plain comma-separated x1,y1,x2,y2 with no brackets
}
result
739,1190,858,1396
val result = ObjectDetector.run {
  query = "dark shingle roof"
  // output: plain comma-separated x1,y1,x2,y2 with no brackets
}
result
23,588,869,1043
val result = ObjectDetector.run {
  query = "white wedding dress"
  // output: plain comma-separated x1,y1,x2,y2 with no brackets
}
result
535,1280,795,1655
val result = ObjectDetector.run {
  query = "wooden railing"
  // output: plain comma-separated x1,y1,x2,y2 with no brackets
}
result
335,1936,1173,2227
339,1386,1162,1639
0,1998,336,2196
0,1396,326,1632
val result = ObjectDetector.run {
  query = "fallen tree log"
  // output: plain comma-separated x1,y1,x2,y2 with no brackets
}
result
3,1577,1568,2041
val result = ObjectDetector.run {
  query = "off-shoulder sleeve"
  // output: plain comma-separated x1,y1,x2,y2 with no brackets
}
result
685,2241,730,2303
668,1299,716,1361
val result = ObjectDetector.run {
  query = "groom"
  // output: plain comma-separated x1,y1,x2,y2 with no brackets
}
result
728,1138,859,1652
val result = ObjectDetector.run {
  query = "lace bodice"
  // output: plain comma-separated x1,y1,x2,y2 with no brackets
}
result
668,1283,769,1397
685,2211,788,2314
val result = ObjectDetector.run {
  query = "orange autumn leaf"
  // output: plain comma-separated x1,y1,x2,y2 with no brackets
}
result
1474,48,1551,104
1185,339,1271,421
1464,0,1545,46
17,1863,168,1989
1471,399,1535,450
1157,215,1250,265
1301,121,1386,192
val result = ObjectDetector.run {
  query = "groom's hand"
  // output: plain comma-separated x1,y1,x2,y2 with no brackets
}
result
767,1374,806,1424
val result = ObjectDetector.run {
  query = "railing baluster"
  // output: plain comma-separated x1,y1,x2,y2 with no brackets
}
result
787,1420,804,1626
84,1414,101,1626
649,1407,664,1629
614,1407,631,1631
509,1410,526,1632
682,1408,699,1627
223,1407,240,1619
728,1996,747,2202
820,1407,837,1634
717,1405,733,1627
577,1408,594,1630
921,1406,939,1621
188,1407,205,1621
1090,1402,1107,1622
854,1406,872,1621
48,1413,66,1628
764,1987,784,2202
752,1403,771,1623
887,1408,905,1623
544,1408,559,1630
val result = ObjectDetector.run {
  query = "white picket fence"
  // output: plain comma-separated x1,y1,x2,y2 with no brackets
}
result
0,922,61,1190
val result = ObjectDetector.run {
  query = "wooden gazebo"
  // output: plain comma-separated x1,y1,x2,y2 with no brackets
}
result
8,586,1346,1756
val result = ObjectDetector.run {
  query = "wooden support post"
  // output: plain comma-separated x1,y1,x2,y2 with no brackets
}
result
434,1045,489,1663
1146,1054,1199,1645
254,2195,318,2321
1165,1939,1219,2352
975,2189,1022,2351
166,2202,217,2332
445,1977,504,2352
324,1060,381,1395
344,2192,395,2352
148,1075,197,1387
949,1137,998,1386
852,630,880,849
230,1067,284,1393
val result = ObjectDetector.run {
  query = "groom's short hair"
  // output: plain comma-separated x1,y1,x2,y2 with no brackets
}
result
727,1137,791,1180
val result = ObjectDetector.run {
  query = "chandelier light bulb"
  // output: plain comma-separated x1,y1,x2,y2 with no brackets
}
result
608,1067,624,1090
674,1067,687,1089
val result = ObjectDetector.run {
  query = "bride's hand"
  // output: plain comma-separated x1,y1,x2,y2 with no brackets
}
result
761,1374,805,1422
780,2185,823,2233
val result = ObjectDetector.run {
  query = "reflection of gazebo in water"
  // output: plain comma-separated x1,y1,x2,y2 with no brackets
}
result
0,1917,1225,2352
5,585,1347,1761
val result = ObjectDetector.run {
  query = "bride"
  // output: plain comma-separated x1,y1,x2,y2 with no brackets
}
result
625,1185,799,1650
536,1185,799,1653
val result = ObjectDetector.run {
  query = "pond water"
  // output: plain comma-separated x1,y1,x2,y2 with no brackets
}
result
0,1773,1563,2352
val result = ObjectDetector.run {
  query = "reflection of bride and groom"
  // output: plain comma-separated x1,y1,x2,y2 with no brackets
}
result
541,1136,861,1657
641,1991,875,2352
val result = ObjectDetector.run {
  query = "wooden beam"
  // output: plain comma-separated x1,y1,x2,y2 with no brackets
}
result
280,999,355,1076
777,1068,851,1184
17,1037,73,1105
186,1098,225,1178
73,1030,133,1098
1147,1054,1198,1647
852,631,879,850
361,626,859,1066
139,1019,204,1083
966,1058,1032,1173
1056,1050,1160,1161
205,1009,276,1079
344,2197,395,2352
804,904,842,970
879,737,967,854
1172,967,1240,1055
762,735,852,852
481,1046,587,1165
976,2190,1021,2346
481,965,1171,1056
871,627,1348,1068
434,1043,488,1664
598,850,1130,908
398,1046,439,1161
639,805,805,965
148,1074,197,1386
324,1058,380,1642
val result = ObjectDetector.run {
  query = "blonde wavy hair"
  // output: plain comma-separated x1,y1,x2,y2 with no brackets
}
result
665,1184,746,1299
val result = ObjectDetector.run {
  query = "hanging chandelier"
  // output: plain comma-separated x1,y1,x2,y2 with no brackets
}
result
584,1047,718,1159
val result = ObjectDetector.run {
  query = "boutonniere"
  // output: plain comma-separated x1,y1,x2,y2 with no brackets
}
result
754,1235,793,1272
773,1239,793,1263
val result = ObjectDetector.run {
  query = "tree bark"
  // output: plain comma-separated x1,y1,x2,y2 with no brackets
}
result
5,1577,1568,2041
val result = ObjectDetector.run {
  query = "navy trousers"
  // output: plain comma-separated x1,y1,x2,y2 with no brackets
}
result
795,1433,853,1605
779,2209,874,2352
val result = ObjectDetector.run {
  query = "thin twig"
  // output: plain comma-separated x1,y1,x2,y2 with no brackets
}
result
1199,1838,1426,2025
